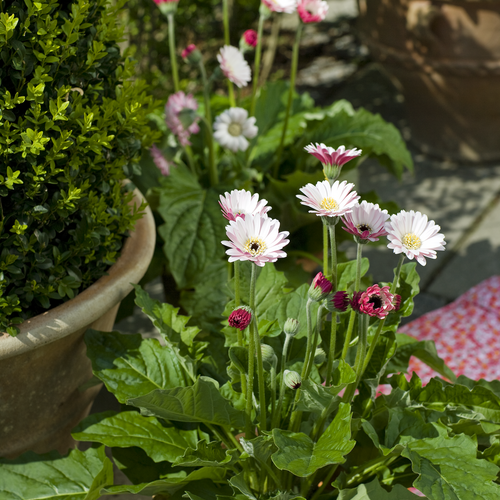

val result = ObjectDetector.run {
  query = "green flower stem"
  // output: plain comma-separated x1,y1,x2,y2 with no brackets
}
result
324,314,337,386
273,21,303,177
309,465,339,500
250,13,265,117
272,333,292,428
340,242,364,362
328,224,338,291
300,298,314,380
233,261,244,346
222,0,236,106
270,361,277,427
361,254,405,375
183,145,197,176
245,266,257,439
198,61,218,186
167,14,180,92
304,304,325,381
323,221,329,277
342,313,368,403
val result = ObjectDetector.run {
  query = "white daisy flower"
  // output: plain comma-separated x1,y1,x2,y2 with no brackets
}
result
219,189,271,221
385,210,446,266
297,180,359,218
213,107,258,152
222,214,289,267
217,45,251,88
341,200,389,243
262,0,297,13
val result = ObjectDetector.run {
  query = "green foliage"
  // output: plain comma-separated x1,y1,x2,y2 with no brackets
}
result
0,0,157,333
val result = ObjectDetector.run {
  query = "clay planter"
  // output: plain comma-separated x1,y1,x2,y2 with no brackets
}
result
0,187,155,458
358,0,500,162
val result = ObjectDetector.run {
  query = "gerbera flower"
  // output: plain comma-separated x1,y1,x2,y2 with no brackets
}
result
297,180,359,218
222,214,289,267
217,46,251,88
262,0,297,13
219,189,271,221
305,143,362,180
149,144,171,176
357,285,395,319
341,201,389,243
213,107,258,152
165,91,200,147
386,210,446,266
297,0,329,23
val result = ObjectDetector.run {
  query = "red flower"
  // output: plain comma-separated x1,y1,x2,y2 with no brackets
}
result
243,29,258,48
182,44,197,59
228,307,252,330
358,285,395,319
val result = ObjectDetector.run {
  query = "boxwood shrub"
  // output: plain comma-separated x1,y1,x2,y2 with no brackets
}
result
0,0,158,335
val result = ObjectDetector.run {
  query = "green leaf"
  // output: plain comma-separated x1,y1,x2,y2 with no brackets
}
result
102,470,226,497
84,329,186,404
338,478,421,499
240,435,276,465
386,333,456,382
0,446,112,500
72,411,198,463
229,471,257,500
128,376,246,428
271,403,355,476
158,165,226,288
134,284,201,347
272,284,320,340
253,81,288,136
337,258,370,291
402,433,500,499
174,440,238,468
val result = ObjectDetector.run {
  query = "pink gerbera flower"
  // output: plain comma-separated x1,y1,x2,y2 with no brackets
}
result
228,307,253,330
385,210,446,266
217,46,251,88
297,180,359,218
262,0,297,13
240,30,258,52
297,0,329,23
149,144,171,176
219,189,271,221
342,201,389,243
358,285,395,319
305,143,362,168
222,214,289,267
165,91,200,147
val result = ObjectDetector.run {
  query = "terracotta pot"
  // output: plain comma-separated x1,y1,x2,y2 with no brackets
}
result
0,187,156,458
358,0,500,162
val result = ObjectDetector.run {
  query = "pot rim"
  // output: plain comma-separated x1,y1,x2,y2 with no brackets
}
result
0,185,156,360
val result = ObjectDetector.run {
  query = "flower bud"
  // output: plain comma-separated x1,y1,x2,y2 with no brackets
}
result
153,0,179,16
308,272,332,302
314,347,326,365
284,370,302,390
181,44,202,64
240,29,258,53
350,291,363,312
325,290,349,313
284,318,300,337
228,306,253,330
393,294,402,311
260,344,276,366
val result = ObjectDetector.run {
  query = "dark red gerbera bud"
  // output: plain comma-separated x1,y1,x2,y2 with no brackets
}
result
350,291,363,312
228,306,253,330
308,272,333,301
332,291,349,312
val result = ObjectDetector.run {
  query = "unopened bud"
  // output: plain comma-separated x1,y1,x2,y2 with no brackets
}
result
240,29,258,53
284,370,302,390
308,272,332,302
228,306,253,330
284,318,300,337
325,290,350,313
156,0,179,16
314,348,326,365
181,44,202,64
260,344,276,366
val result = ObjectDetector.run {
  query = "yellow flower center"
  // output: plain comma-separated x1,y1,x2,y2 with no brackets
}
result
402,233,422,250
320,197,339,211
228,123,242,137
244,237,267,256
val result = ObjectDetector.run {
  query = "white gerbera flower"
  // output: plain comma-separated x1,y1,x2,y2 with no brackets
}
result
385,210,446,266
297,180,359,218
262,0,297,13
222,214,289,267
213,107,258,152
217,46,251,88
341,200,389,243
219,189,271,221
